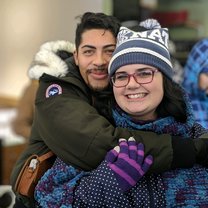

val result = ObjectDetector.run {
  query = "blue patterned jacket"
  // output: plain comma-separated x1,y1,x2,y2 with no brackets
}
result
182,38,208,129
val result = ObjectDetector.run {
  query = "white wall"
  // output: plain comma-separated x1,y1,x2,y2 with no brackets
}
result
0,0,106,98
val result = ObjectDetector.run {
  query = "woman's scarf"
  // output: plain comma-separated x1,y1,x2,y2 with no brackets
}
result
113,93,195,138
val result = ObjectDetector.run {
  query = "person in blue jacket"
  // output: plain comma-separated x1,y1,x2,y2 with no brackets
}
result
182,38,208,129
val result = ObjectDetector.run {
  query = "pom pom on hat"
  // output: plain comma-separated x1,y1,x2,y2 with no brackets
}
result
139,18,161,29
108,19,173,79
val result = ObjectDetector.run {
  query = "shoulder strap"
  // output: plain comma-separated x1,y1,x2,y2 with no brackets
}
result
38,151,55,162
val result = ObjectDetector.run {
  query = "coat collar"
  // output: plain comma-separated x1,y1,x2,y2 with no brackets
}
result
28,40,75,80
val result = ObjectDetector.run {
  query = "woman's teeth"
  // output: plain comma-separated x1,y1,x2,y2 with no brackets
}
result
127,93,146,99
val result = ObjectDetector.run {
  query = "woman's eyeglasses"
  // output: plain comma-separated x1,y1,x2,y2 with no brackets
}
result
111,69,159,88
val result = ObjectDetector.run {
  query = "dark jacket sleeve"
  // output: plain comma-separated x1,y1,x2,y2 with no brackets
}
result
33,75,173,173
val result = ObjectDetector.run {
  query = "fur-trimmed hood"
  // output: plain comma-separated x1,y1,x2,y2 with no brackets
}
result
28,40,75,80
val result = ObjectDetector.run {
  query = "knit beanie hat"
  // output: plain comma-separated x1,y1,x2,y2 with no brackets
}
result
108,19,173,79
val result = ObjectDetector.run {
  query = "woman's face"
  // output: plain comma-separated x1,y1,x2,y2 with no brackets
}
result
198,73,208,95
113,64,164,121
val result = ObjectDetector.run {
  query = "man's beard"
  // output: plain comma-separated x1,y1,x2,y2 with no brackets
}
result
88,82,109,92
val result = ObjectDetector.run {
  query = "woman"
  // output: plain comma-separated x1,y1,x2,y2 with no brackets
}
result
35,19,208,207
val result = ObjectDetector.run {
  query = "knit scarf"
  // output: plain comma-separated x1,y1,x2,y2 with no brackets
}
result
112,93,208,207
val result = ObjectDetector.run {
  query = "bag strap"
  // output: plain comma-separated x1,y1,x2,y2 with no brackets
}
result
38,151,55,162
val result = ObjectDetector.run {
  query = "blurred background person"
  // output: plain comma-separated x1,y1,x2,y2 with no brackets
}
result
182,38,208,129
11,41,74,140
11,79,38,140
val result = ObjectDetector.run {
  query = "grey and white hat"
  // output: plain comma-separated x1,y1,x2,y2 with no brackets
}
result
108,19,173,79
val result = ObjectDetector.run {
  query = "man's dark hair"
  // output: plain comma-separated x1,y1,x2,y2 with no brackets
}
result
75,12,121,50
157,76,186,122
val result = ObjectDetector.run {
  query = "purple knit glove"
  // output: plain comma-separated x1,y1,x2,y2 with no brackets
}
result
105,137,153,192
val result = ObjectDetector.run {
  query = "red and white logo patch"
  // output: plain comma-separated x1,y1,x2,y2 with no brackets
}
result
45,84,62,98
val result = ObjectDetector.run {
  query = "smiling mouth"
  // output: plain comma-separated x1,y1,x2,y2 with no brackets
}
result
127,93,147,99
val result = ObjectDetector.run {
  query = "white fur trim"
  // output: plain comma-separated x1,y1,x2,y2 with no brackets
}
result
40,40,75,53
28,40,75,80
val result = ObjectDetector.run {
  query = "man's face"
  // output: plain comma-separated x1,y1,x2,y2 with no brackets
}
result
74,29,116,91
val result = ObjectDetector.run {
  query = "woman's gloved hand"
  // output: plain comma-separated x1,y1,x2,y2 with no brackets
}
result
105,137,153,192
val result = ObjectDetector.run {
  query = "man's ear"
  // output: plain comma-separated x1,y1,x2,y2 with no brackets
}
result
73,50,78,66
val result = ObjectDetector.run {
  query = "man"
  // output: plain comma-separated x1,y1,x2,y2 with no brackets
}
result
11,12,208,208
